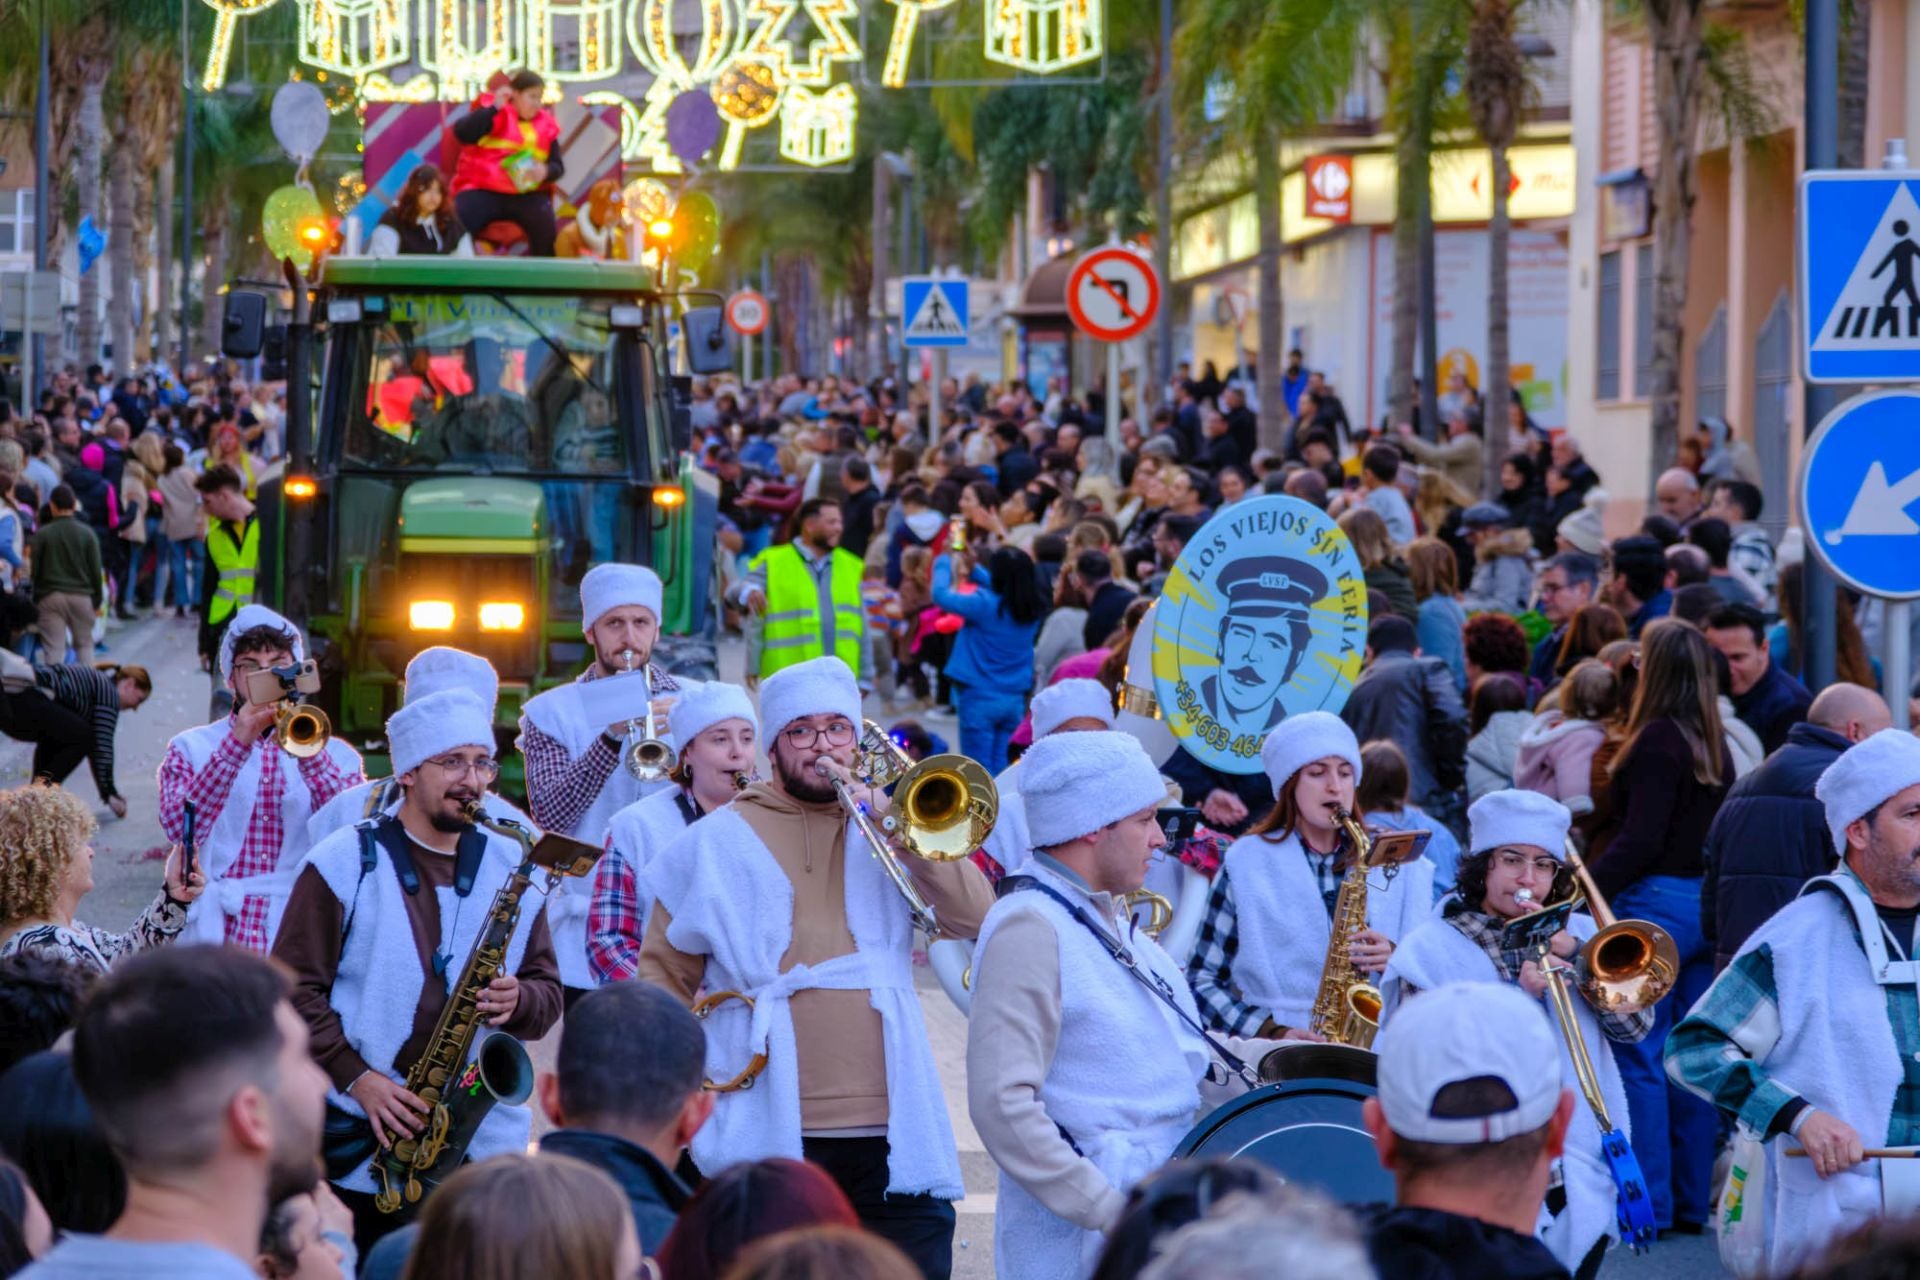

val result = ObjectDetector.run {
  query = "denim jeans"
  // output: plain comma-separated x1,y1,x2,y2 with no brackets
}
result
162,535,197,609
122,516,168,610
955,683,1027,774
1608,874,1719,1229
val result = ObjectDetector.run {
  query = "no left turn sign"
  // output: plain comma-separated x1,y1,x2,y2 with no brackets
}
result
1066,246,1161,343
725,289,769,336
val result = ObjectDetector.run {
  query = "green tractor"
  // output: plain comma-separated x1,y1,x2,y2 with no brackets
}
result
223,254,729,795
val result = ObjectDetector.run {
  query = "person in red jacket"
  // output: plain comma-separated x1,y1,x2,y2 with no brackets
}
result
450,69,564,256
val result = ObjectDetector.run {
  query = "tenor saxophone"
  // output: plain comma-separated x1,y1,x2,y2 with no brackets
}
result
371,805,544,1214
1306,809,1386,1049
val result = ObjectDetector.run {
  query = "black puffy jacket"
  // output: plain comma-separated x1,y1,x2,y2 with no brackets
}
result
1700,721,1849,969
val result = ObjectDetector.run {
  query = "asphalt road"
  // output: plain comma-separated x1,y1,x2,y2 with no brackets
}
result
65,620,1729,1278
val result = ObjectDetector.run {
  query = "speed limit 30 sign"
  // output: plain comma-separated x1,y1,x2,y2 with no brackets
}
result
1066,247,1161,343
725,289,769,337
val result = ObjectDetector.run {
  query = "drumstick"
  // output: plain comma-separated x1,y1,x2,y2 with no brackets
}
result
1785,1148,1920,1158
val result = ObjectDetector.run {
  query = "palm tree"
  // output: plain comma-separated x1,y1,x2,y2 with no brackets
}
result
1465,0,1530,494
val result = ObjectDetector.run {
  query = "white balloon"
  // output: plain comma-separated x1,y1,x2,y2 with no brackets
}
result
271,82,331,163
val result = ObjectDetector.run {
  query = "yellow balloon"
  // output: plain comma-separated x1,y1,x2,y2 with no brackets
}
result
262,184,324,270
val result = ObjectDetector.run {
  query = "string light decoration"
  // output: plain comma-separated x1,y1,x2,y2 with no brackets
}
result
202,0,282,92
524,0,623,81
709,54,782,169
983,0,1102,74
742,0,860,88
628,0,741,87
298,0,411,79
358,70,440,100
879,0,957,89
778,82,855,167
581,89,648,161
420,0,521,100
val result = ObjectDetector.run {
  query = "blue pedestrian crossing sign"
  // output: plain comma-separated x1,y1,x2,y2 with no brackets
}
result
901,277,968,349
1799,390,1920,599
1801,171,1920,382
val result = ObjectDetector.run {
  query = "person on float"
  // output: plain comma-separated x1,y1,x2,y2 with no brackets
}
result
448,70,563,256
1667,729,1920,1274
636,655,991,1279
587,683,758,984
157,604,364,952
1381,789,1651,1276
967,729,1282,1280
273,689,564,1247
520,562,685,1004
1186,711,1433,1038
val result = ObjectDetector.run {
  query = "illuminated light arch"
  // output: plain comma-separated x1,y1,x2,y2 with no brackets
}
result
627,0,743,88
742,0,860,88
709,54,784,169
298,0,412,79
778,82,855,167
984,0,1102,75
201,0,281,92
420,0,522,101
879,0,958,90
523,0,623,81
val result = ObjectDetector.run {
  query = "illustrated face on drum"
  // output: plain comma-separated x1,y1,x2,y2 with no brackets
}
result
1203,555,1326,734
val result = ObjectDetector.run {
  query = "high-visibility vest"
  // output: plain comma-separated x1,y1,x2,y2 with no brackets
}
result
207,518,259,626
756,543,864,677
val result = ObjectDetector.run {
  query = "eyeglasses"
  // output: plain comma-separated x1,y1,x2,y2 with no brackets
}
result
426,755,500,780
783,720,857,749
1493,850,1562,877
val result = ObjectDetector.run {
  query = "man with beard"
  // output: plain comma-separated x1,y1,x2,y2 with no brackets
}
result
1667,729,1920,1275
22,946,330,1279
638,655,993,1278
1200,556,1326,741
275,689,564,1248
520,562,683,1002
733,498,872,687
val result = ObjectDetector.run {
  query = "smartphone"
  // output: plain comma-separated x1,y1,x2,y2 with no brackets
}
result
243,659,321,707
180,801,197,886
1158,806,1203,847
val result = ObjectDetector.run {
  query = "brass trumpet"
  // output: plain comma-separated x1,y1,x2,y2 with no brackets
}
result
276,702,331,759
619,650,676,782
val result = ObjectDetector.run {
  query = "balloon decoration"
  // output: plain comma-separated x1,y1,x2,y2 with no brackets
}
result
263,184,326,271
674,189,721,273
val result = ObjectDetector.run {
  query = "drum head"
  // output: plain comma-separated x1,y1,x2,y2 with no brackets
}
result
1173,1075,1395,1206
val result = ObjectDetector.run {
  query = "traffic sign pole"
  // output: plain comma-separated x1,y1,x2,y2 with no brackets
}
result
929,349,944,439
1106,343,1121,448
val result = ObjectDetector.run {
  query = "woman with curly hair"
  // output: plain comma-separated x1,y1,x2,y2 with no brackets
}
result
0,784,203,973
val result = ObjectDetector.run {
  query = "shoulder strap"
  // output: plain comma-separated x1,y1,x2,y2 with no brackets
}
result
998,874,1258,1087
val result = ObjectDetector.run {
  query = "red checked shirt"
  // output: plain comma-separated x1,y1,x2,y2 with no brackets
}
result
522,664,680,835
158,723,359,952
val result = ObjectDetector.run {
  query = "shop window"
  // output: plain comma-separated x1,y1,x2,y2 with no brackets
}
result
1596,250,1621,400
1633,242,1655,397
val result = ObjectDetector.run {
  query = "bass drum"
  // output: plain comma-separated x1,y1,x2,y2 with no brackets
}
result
1173,1045,1394,1206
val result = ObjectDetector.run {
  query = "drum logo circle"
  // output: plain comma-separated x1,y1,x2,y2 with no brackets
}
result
1150,495,1368,773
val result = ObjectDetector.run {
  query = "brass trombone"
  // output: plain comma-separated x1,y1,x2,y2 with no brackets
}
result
1562,839,1679,1014
619,649,676,782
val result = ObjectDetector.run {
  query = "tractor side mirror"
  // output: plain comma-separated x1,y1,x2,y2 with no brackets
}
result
221,291,269,359
681,306,732,376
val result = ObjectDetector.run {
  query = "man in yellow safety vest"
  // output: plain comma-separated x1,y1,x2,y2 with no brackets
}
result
732,498,870,687
196,465,259,708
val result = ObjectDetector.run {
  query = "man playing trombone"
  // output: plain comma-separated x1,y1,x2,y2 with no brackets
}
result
1667,729,1920,1274
638,655,991,1279
1382,790,1652,1276
158,603,363,951
520,563,683,1001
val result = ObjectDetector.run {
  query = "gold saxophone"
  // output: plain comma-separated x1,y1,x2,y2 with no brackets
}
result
1306,809,1386,1049
371,804,601,1213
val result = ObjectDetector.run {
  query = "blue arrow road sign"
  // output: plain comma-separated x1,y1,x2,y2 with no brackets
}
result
1800,390,1920,599
901,277,968,349
1801,171,1920,382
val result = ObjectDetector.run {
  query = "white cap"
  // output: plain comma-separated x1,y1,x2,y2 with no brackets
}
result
388,689,494,778
1817,728,1920,857
1467,790,1572,857
218,604,304,679
1030,678,1115,739
668,680,757,746
1377,982,1563,1144
1022,730,1168,849
1260,712,1362,800
580,563,665,633
758,655,861,742
404,646,499,715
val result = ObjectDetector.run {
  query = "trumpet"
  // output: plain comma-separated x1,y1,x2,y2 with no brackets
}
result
276,702,331,759
817,720,997,935
619,650,676,782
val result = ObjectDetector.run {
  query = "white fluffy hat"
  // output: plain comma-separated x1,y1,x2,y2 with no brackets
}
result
758,655,862,742
388,689,495,778
1030,679,1115,739
1817,728,1920,857
404,646,499,714
1260,712,1363,800
580,562,665,633
1468,789,1572,856
669,680,758,747
1022,730,1168,849
218,604,304,680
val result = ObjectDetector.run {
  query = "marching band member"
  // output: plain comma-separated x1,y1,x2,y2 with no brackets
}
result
274,689,564,1246
587,682,759,984
978,678,1116,877
967,729,1279,1280
158,604,363,951
1667,729,1920,1273
1382,790,1651,1275
521,563,684,1001
638,655,991,1278
305,645,529,846
1186,712,1433,1038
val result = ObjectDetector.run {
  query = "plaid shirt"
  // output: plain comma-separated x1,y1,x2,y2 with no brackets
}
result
1442,902,1655,1044
523,663,681,835
1186,845,1345,1036
158,723,358,952
585,787,698,984
1667,886,1920,1143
